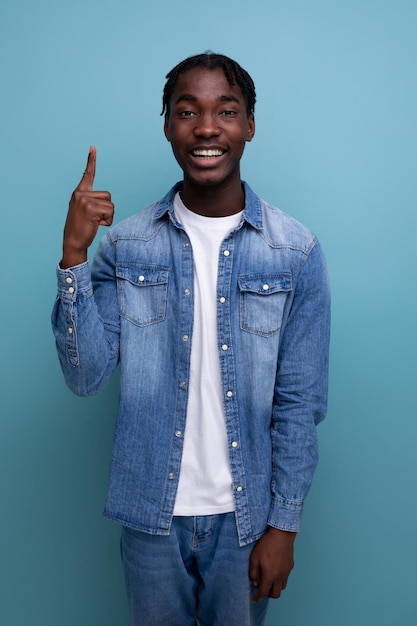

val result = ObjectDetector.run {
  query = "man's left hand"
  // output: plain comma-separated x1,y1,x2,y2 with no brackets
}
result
249,527,296,601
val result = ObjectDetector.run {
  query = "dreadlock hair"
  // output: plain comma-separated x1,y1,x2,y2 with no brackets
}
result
161,52,256,119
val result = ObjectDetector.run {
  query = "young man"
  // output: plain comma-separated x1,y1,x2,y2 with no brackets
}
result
52,53,330,626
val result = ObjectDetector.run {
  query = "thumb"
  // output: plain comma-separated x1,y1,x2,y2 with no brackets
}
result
76,146,96,191
249,552,260,587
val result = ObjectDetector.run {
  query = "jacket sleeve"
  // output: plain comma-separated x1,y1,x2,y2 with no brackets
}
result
51,232,120,396
267,240,331,532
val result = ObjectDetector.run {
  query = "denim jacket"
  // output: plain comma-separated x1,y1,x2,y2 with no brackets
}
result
52,182,330,547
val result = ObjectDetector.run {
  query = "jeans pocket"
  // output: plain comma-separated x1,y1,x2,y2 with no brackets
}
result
238,273,292,337
116,263,169,327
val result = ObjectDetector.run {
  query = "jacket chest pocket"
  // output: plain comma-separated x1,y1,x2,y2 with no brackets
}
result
116,264,169,327
238,273,292,337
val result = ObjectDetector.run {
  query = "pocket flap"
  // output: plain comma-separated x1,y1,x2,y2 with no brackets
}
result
238,273,292,295
116,264,169,287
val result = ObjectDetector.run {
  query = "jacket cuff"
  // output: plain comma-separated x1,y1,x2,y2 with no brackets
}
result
267,495,304,532
56,261,93,300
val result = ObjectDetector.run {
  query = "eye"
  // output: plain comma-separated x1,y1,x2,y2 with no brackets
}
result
220,110,238,117
179,110,196,117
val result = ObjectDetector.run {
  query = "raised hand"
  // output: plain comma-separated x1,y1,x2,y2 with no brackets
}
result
61,147,114,269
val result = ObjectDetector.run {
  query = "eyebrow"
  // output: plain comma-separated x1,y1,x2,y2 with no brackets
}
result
174,94,241,106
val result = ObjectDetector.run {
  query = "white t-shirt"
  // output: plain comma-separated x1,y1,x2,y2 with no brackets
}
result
173,192,242,516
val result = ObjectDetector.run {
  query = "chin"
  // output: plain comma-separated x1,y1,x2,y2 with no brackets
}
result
185,169,236,188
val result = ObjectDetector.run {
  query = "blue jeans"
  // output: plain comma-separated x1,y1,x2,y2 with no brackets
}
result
120,513,269,626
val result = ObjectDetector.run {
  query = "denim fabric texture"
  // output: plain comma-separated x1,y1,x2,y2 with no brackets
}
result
52,182,330,546
121,513,269,626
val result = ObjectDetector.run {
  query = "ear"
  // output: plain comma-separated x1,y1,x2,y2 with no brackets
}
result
246,114,255,142
164,117,170,142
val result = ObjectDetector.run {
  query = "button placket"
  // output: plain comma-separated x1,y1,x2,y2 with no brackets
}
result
167,232,194,496
219,243,232,359
217,235,246,507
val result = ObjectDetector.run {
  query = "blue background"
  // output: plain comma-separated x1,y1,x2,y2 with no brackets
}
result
1,1,416,624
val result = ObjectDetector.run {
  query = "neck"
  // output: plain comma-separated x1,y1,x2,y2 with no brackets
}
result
180,178,245,218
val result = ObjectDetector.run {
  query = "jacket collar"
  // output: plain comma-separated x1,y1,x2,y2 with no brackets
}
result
154,181,263,231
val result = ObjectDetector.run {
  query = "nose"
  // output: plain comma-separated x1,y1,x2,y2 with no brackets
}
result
194,113,220,137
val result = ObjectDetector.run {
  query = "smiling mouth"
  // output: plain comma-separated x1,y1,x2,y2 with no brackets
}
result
191,149,225,159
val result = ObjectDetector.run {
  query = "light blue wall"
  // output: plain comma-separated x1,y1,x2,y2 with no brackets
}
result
1,1,416,624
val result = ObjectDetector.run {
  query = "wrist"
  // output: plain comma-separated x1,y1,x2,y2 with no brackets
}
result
61,247,88,269
267,526,297,543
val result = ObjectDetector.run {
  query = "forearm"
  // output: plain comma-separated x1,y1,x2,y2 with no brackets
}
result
51,261,119,396
269,240,331,530
268,411,319,531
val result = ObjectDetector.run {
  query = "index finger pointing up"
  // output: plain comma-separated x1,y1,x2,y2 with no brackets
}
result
77,146,97,191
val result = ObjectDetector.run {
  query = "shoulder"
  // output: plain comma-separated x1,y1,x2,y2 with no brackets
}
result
108,203,162,240
105,185,179,242
261,200,318,254
243,183,318,255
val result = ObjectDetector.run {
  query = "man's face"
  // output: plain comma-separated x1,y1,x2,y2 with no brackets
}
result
164,66,255,189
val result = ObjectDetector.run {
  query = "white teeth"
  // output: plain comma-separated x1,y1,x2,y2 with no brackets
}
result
192,149,224,157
